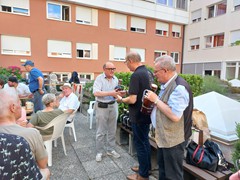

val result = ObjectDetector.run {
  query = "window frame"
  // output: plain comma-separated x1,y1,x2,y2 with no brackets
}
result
47,2,71,22
205,33,224,48
76,43,98,60
156,22,169,36
208,0,227,19
170,52,180,64
109,45,126,61
191,9,201,23
130,48,145,62
109,12,127,31
75,6,98,26
190,38,200,50
0,0,29,16
130,17,146,33
1,35,31,56
154,50,167,60
47,40,72,58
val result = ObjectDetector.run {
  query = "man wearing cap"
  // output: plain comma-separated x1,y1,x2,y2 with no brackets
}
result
57,83,79,122
5,76,32,98
22,60,45,112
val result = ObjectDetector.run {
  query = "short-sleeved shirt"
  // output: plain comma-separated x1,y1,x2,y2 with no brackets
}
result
0,133,42,180
128,65,151,124
16,83,31,96
93,73,118,103
30,109,64,135
59,92,79,111
29,68,44,92
0,124,48,162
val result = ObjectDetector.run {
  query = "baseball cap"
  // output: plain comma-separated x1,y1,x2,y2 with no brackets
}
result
22,60,34,66
8,76,18,83
60,83,72,90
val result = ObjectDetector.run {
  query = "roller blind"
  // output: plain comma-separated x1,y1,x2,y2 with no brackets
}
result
1,0,29,9
156,22,169,31
131,17,146,29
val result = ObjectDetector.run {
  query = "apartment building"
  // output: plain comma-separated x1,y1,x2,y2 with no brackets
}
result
0,0,188,81
183,0,240,80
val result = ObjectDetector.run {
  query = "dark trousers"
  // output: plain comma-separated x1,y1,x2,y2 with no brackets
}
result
157,141,185,180
132,123,151,178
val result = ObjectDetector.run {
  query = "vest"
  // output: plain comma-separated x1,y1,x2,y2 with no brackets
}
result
155,76,193,148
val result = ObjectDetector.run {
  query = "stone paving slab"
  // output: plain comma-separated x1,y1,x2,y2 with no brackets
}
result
48,112,157,180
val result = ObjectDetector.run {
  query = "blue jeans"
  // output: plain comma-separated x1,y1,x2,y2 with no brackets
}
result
132,123,151,178
33,90,45,113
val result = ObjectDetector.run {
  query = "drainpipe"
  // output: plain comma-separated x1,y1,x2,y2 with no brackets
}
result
180,25,185,74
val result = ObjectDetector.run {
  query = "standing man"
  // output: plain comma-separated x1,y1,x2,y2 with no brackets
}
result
116,52,152,180
6,76,32,98
93,62,122,162
22,60,45,112
146,55,193,180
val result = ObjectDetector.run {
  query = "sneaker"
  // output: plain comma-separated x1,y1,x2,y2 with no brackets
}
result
107,150,120,158
96,153,102,162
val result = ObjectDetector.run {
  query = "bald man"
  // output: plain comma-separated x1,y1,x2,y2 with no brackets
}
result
93,62,123,162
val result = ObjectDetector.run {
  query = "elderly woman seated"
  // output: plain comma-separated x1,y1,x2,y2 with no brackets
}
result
27,93,63,135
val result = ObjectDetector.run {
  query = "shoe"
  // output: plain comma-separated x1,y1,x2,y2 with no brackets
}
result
131,166,152,175
127,173,149,180
127,173,138,180
96,153,102,162
131,166,139,173
107,150,120,158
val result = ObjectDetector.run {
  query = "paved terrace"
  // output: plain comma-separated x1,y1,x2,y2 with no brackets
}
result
49,112,158,180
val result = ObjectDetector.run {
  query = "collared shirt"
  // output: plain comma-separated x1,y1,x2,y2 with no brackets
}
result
59,92,79,111
151,73,189,127
93,73,118,103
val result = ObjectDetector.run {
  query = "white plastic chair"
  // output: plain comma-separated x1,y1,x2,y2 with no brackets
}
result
65,108,78,142
35,113,70,167
87,101,96,129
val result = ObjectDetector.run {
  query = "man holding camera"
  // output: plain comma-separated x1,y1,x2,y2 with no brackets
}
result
93,62,123,162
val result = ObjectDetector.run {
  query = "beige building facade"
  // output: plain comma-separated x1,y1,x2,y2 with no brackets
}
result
183,0,240,80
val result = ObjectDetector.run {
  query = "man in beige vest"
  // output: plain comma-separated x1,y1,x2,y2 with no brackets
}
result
146,55,193,180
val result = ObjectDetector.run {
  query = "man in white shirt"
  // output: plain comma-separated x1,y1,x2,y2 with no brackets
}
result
6,76,32,98
57,83,79,123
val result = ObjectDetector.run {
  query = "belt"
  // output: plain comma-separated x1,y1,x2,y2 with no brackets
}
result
32,89,38,93
98,101,115,105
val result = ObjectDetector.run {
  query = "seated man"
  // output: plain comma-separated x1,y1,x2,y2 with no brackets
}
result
57,83,80,123
0,133,43,180
27,93,64,135
0,88,50,179
5,76,32,98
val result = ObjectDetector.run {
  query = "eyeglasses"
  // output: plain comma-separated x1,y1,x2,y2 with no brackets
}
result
124,59,129,64
105,68,116,71
154,68,167,74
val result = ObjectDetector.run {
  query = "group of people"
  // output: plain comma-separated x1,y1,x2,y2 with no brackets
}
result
93,52,193,180
0,61,80,179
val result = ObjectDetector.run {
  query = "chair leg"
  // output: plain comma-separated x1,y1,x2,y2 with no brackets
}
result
44,141,52,166
71,125,77,142
69,127,72,136
61,134,67,156
90,113,93,129
54,139,57,147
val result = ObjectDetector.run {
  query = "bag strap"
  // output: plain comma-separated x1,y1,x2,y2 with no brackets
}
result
192,145,205,164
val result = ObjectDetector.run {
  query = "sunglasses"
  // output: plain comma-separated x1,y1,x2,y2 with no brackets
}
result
105,68,116,71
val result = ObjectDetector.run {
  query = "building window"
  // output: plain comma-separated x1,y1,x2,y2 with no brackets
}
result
109,12,127,31
47,40,72,58
234,0,240,11
191,9,201,23
76,6,98,26
47,2,70,22
176,0,187,10
79,73,94,80
208,1,227,18
170,52,179,64
76,43,98,59
156,0,174,7
230,30,240,46
1,35,31,56
205,34,224,48
156,22,169,36
154,51,167,60
130,17,146,33
109,45,126,61
130,48,145,62
172,24,181,38
0,0,29,15
190,38,200,50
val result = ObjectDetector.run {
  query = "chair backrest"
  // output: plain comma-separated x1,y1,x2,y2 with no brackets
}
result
36,113,70,141
67,107,79,123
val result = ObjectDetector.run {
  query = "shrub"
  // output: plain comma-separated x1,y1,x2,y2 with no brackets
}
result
232,122,240,171
180,74,203,97
201,76,228,95
0,66,22,83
